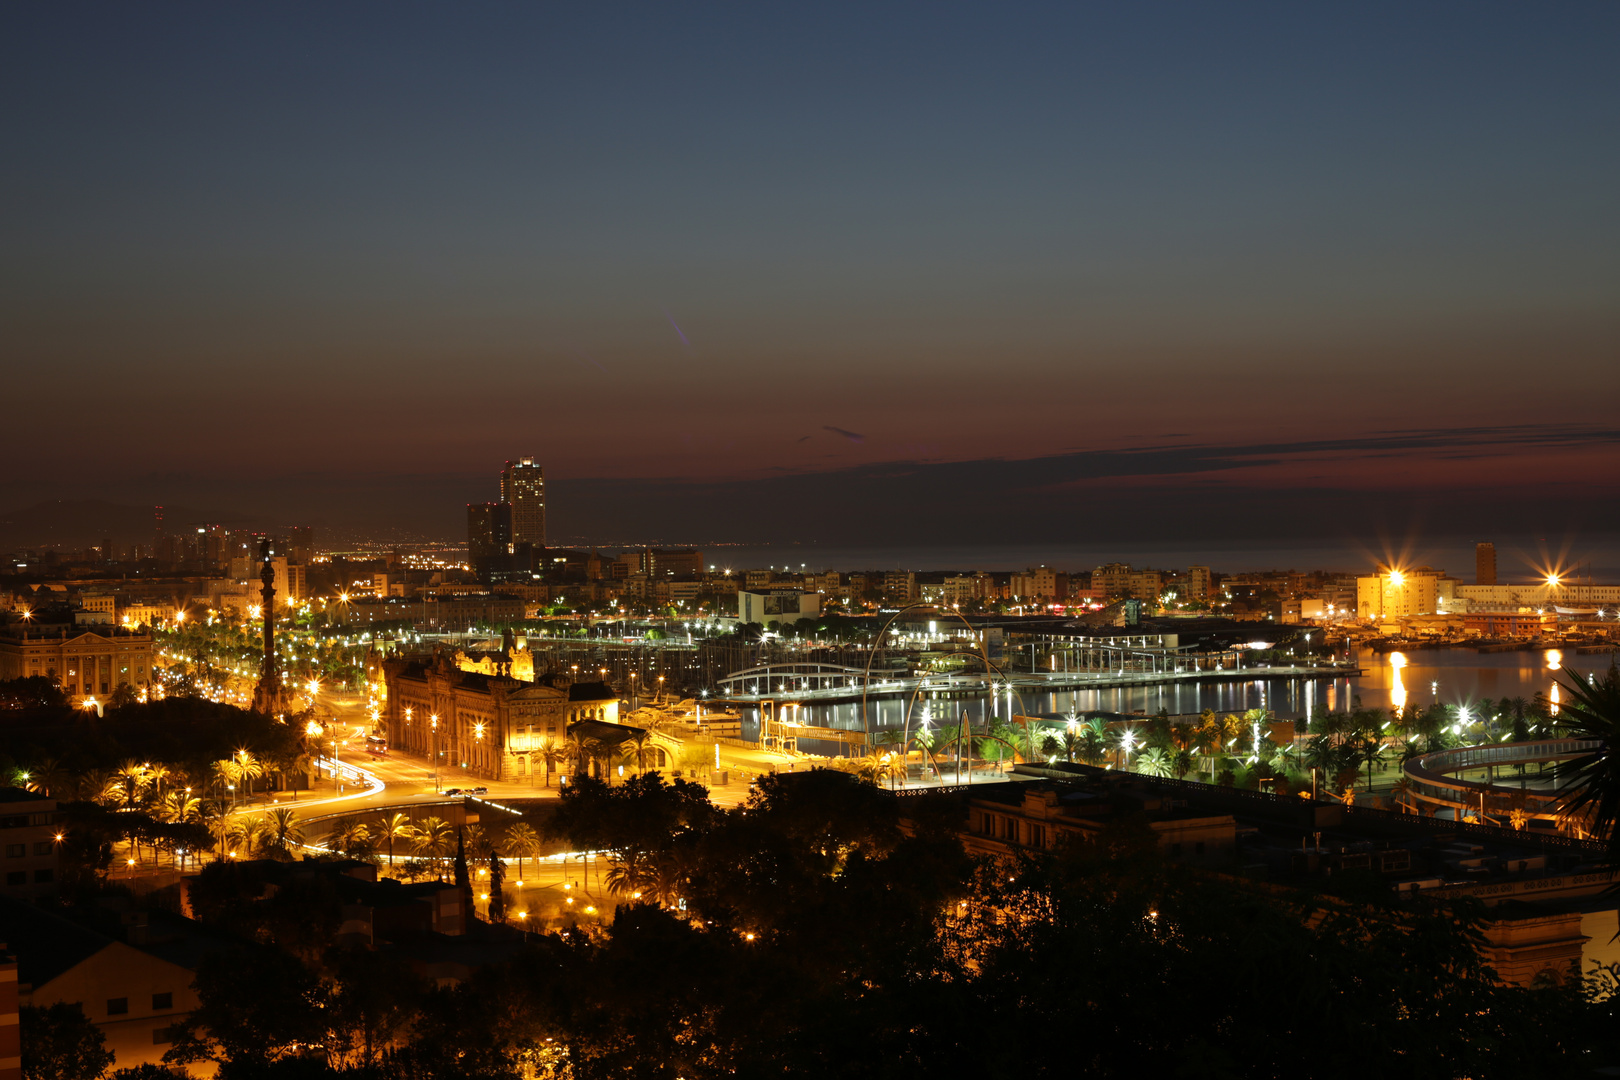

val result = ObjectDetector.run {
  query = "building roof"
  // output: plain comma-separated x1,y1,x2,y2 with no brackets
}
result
567,719,647,745
0,786,51,805
0,897,118,988
567,681,617,702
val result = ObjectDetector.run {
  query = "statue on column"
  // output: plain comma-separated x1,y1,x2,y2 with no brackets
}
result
252,538,289,715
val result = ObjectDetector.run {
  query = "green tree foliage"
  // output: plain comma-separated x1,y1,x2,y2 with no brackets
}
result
547,772,715,858
184,860,344,965
0,676,68,710
1553,662,1620,861
130,768,1620,1080
327,947,424,1070
165,946,331,1076
20,1003,113,1080
108,1066,192,1080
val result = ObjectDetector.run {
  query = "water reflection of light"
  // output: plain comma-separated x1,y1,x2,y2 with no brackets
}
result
1550,682,1560,716
1546,649,1563,672
1389,652,1408,716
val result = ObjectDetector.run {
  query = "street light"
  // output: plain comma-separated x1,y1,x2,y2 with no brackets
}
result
431,714,440,792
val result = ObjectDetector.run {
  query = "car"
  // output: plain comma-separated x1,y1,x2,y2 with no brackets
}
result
442,787,462,796
467,786,489,796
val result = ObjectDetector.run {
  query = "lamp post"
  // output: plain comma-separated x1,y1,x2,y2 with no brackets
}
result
431,714,440,792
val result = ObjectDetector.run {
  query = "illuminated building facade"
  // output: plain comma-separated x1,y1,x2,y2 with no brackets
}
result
1185,565,1212,602
1476,542,1497,586
1356,567,1453,620
737,589,821,626
1009,567,1067,600
500,457,546,550
0,787,59,900
0,627,154,695
384,651,568,781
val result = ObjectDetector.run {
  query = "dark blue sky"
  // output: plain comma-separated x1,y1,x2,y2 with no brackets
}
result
3,3,1617,541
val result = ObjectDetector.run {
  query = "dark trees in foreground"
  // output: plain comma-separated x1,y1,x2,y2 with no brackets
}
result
155,771,1618,1079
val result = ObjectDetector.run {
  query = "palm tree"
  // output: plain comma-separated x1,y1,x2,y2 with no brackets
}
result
1195,720,1220,782
537,738,564,787
1169,720,1197,762
506,823,541,880
28,758,73,799
146,762,172,801
627,730,654,776
285,750,315,800
1268,741,1300,776
1503,696,1533,742
612,740,641,783
264,807,305,858
213,758,241,808
233,750,265,801
411,816,454,878
1240,708,1269,757
80,769,121,806
1391,776,1415,815
116,760,150,809
159,791,201,824
566,734,597,781
225,815,264,858
196,798,228,862
606,849,654,898
1135,747,1174,778
329,817,372,857
595,740,624,784
1550,664,1620,859
376,812,415,869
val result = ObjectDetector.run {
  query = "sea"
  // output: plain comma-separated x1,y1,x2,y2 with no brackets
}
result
697,535,1620,579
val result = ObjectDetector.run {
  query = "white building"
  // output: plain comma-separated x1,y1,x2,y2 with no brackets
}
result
738,589,822,626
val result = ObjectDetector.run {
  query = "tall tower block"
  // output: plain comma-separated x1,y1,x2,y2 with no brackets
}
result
1476,542,1497,586
501,458,546,550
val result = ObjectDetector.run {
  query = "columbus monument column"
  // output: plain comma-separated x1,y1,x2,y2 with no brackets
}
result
252,538,288,715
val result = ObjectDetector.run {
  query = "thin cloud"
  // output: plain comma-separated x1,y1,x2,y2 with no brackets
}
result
824,425,865,443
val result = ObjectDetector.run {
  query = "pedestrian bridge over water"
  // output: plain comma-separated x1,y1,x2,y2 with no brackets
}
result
1401,739,1599,833
714,660,1357,703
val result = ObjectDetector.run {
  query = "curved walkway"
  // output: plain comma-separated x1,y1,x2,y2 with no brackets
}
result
1401,738,1600,830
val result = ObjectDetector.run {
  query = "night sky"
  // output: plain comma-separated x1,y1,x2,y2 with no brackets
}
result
4,3,1617,548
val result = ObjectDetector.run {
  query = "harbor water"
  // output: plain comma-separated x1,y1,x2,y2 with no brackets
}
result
739,646,1616,747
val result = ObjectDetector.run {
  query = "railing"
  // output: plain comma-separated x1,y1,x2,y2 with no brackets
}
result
1411,739,1601,778
1401,740,1601,811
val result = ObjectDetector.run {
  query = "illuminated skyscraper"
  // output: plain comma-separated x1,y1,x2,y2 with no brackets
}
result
501,458,546,550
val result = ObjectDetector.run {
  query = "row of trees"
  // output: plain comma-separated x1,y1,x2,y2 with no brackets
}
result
157,613,371,692
845,688,1582,799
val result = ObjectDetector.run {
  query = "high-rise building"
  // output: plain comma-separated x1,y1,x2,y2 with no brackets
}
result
1356,566,1455,620
1090,563,1134,598
1476,542,1497,586
1185,565,1212,602
467,502,512,581
501,458,546,550
286,526,315,565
